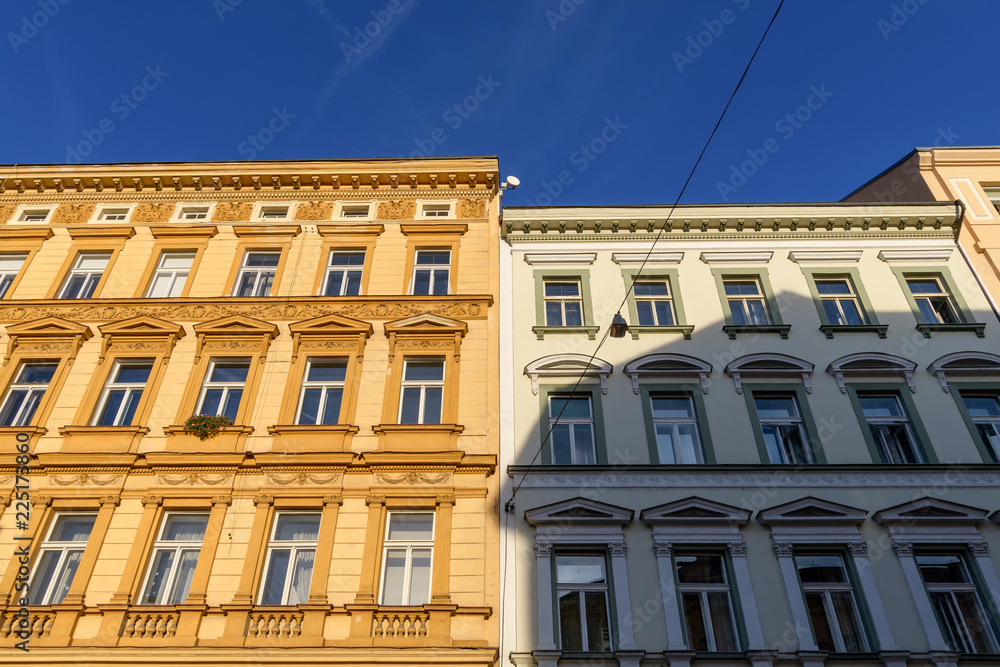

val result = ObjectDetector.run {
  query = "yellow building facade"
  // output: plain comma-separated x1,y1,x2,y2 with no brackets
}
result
0,158,501,666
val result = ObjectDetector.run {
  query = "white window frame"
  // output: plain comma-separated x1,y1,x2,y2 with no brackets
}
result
195,357,251,422
543,280,584,327
295,357,347,425
675,552,741,652
795,553,870,652
916,552,999,654
398,358,445,424
334,200,375,221
410,249,451,295
723,277,771,326
649,393,703,464
634,279,676,326
12,204,57,224
416,199,456,219
231,250,281,297
814,277,866,326
258,512,321,606
138,513,208,605
90,203,137,223
857,392,924,464
984,187,1000,216
378,511,435,606
753,393,813,464
0,254,28,298
28,513,97,605
322,250,365,296
554,552,613,651
91,359,154,426
548,394,596,465
0,362,58,427
250,201,297,222
145,250,196,298
169,202,218,223
905,275,960,324
57,251,111,299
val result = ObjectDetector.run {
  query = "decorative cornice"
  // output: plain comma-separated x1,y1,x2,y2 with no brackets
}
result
700,251,773,264
612,252,683,265
788,250,863,263
523,252,597,265
877,248,954,263
0,296,492,323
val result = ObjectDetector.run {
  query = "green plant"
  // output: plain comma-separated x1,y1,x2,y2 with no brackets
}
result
183,414,233,441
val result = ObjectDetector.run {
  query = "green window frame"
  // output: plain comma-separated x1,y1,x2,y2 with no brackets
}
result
792,547,876,654
844,383,937,464
620,268,694,339
638,384,715,464
743,383,826,464
532,269,599,340
949,383,1000,463
710,268,791,339
673,547,746,653
552,548,618,655
888,266,985,338
537,384,607,465
798,267,887,339
914,547,1000,654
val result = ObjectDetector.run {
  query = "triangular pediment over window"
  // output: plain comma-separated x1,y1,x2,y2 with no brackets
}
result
289,313,373,337
759,497,868,527
193,314,279,338
641,497,750,527
524,354,613,395
384,313,467,337
525,497,633,528
4,316,93,363
874,497,988,528
99,315,185,339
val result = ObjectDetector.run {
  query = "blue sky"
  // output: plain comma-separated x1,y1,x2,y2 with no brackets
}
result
2,1,997,205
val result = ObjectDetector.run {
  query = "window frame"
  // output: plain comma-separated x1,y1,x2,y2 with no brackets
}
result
799,267,887,338
230,249,282,297
27,513,98,605
416,199,457,219
888,266,984,337
194,357,253,423
673,549,743,653
844,383,936,464
250,201,297,222
915,549,1000,654
56,250,113,299
12,204,57,224
553,549,615,653
378,511,436,607
45,227,134,300
639,384,715,464
537,385,607,465
710,268,790,339
258,512,322,606
294,357,348,425
547,393,597,466
399,223,464,295
322,249,366,296
793,550,872,653
312,225,382,296
0,361,59,427
532,269,598,340
950,384,1000,464
409,248,452,296
620,268,693,339
90,358,155,427
0,228,51,300
744,384,825,464
0,253,28,299
133,225,216,299
137,512,210,606
169,202,218,223
333,200,376,221
90,203,137,223
144,250,197,298
398,357,446,425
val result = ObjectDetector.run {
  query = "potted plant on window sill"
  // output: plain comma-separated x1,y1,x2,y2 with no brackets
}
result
182,414,233,441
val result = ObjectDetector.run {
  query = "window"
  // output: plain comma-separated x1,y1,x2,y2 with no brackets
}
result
549,394,596,465
196,358,250,422
544,281,583,326
421,203,451,218
380,512,434,606
916,553,999,654
816,278,865,326
323,251,364,296
296,358,347,425
91,360,153,426
398,358,444,424
258,205,290,220
178,206,209,220
0,362,58,426
0,254,27,298
259,514,321,605
649,394,703,464
754,394,812,464
556,554,612,651
857,393,923,463
341,204,370,218
17,208,53,223
961,394,1000,463
145,251,195,298
723,278,770,326
232,251,280,297
906,276,959,324
984,187,1000,215
634,281,675,326
676,553,739,652
411,250,450,295
57,252,111,299
98,208,130,221
795,554,869,652
139,514,208,605
28,514,96,605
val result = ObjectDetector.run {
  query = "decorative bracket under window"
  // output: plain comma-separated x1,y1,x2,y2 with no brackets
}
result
628,372,708,395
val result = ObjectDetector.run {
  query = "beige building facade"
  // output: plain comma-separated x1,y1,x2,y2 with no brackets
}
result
845,146,1000,317
500,203,1000,667
0,158,501,665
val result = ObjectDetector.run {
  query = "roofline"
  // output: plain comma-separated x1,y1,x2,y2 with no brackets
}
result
504,200,953,211
840,149,918,201
0,155,499,169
